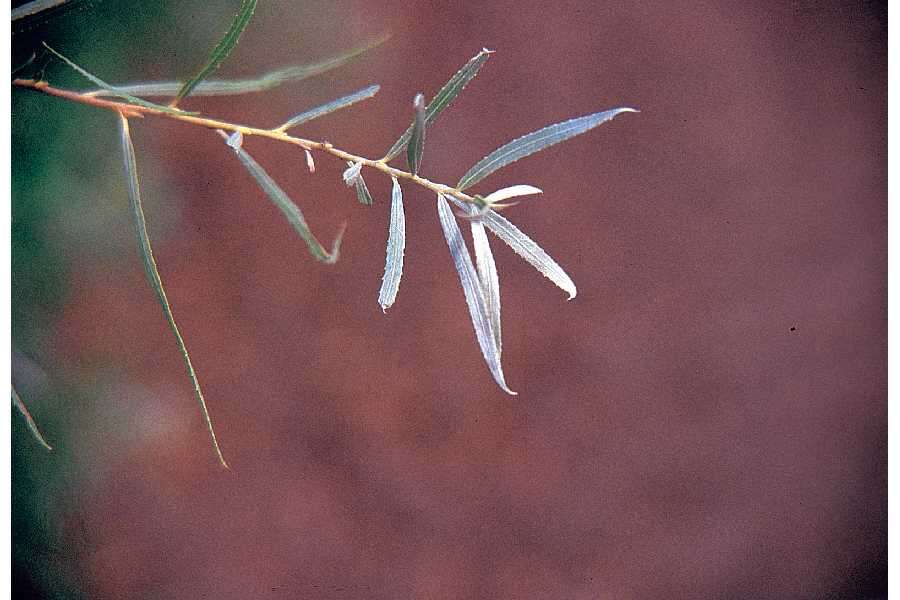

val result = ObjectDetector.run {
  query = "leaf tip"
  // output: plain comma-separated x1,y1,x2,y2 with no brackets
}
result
325,222,348,264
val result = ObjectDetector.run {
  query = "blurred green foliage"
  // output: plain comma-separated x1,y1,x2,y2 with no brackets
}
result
12,2,229,596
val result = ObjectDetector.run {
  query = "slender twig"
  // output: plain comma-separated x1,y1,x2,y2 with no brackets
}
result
12,78,479,205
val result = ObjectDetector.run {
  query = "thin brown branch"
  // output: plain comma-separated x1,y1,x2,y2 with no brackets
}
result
12,78,479,204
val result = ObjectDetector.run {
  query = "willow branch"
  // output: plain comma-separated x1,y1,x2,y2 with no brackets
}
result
12,78,479,205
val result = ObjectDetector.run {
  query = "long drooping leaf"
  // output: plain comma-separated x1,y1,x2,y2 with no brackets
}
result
447,195,576,299
218,130,343,262
437,194,515,395
81,37,388,98
383,48,493,161
118,114,229,468
378,177,406,312
277,85,380,131
459,199,504,350
43,44,198,116
457,107,638,191
406,93,426,175
173,0,257,104
471,219,501,354
11,385,52,451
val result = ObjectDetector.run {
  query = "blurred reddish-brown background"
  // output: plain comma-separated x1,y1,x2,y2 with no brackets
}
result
12,1,886,598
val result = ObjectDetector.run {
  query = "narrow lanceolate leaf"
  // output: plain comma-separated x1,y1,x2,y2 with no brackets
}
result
218,130,343,263
383,48,493,161
437,194,516,395
378,177,406,312
447,195,577,299
471,220,502,354
81,36,388,98
173,0,257,104
406,93,426,175
11,386,52,451
457,107,638,191
355,175,374,206
118,115,229,468
276,85,380,131
43,44,199,116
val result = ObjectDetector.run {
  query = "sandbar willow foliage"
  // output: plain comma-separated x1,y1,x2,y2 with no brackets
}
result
11,0,637,467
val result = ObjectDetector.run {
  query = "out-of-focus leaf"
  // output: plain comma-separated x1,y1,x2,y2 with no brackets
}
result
218,130,343,263
173,0,257,104
43,44,198,115
471,219,501,354
118,114,229,469
11,385,52,451
12,52,36,78
378,177,406,312
437,194,515,395
355,174,374,206
383,48,493,161
277,84,380,131
406,93,426,175
457,107,638,191
81,36,388,97
12,0,68,22
447,195,576,299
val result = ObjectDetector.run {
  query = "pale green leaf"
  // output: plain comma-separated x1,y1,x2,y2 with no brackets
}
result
11,385,52,451
383,48,493,161
43,44,198,116
355,174,374,206
447,195,576,299
81,37,388,98
378,177,405,311
457,107,638,191
437,194,515,395
118,114,229,468
471,219,501,354
277,84,380,131
219,130,343,262
174,0,257,103
406,93,426,175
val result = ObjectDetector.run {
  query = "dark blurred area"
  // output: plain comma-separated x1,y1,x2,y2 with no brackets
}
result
11,1,886,598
